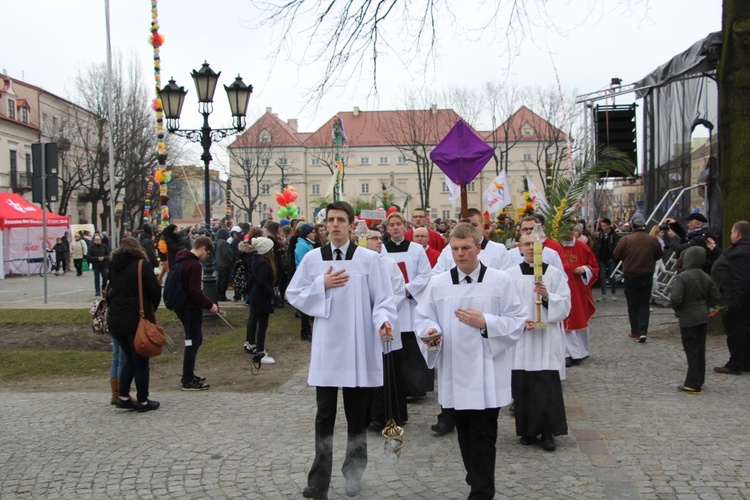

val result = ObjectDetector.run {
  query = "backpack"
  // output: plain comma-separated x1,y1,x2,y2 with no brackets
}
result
232,259,249,295
163,261,188,311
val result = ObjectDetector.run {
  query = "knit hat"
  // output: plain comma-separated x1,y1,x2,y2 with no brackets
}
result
231,225,242,234
251,237,273,255
631,213,646,227
279,219,291,227
141,225,153,236
298,224,314,238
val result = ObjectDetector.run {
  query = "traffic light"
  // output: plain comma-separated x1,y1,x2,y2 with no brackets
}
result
31,142,59,203
595,104,636,177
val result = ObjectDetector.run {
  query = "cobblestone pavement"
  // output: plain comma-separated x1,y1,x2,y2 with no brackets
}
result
1,281,749,499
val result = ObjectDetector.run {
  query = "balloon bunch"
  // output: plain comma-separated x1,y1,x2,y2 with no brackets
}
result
275,186,299,219
145,0,170,225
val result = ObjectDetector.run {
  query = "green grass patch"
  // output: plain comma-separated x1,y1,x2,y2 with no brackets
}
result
0,350,112,380
0,309,93,324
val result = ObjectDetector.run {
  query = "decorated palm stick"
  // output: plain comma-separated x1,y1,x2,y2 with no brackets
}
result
530,223,547,329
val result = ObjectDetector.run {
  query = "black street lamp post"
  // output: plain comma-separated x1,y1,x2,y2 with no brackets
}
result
160,62,253,317
255,202,267,223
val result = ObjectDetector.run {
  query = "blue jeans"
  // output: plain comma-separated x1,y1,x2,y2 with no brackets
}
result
599,259,617,297
93,266,109,294
109,336,127,379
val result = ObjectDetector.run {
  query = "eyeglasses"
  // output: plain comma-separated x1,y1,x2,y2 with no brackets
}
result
367,236,383,241
520,227,534,233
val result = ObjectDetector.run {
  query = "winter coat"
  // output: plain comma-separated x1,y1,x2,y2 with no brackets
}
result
165,232,183,269
70,239,88,260
215,228,234,270
87,242,111,269
595,228,619,262
669,221,721,274
247,252,276,315
670,247,720,327
613,229,662,278
52,242,67,258
175,248,214,310
139,233,159,268
106,250,161,340
295,236,315,268
712,234,750,313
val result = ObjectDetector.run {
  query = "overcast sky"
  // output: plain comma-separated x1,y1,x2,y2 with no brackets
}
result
3,0,721,163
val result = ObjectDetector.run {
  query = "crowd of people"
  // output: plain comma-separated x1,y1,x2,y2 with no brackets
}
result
87,204,749,499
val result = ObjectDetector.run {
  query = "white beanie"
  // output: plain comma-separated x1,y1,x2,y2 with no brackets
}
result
251,237,273,255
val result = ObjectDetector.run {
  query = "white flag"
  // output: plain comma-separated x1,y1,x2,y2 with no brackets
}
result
526,175,547,208
445,175,460,208
482,169,512,214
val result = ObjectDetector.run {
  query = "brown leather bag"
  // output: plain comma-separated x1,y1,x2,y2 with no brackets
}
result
134,259,165,358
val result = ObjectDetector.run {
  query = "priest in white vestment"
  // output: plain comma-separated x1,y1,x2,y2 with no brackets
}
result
508,235,571,452
287,202,397,500
416,223,525,500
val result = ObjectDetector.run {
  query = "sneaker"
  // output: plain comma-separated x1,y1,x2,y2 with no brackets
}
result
611,295,617,301
115,397,137,410
244,342,256,354
677,385,701,395
193,375,206,383
259,352,275,364
638,335,647,343
627,333,639,340
182,379,210,391
597,296,607,302
136,399,160,412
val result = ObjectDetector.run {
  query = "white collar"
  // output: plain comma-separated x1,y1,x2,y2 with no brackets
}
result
457,264,481,283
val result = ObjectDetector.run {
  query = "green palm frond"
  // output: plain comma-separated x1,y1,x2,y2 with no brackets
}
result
539,147,635,242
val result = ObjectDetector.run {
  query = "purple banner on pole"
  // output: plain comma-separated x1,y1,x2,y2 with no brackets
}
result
430,120,494,185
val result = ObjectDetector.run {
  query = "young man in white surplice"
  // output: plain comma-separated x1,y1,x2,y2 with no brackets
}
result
415,222,526,500
287,202,398,500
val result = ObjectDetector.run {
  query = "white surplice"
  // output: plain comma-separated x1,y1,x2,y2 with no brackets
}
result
380,239,432,331
286,243,398,388
432,238,511,275
415,267,526,410
507,263,571,372
506,245,566,275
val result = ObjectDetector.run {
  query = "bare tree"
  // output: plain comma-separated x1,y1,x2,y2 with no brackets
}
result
442,86,484,129
484,81,528,175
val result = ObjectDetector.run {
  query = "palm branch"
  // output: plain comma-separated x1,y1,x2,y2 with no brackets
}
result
539,147,635,242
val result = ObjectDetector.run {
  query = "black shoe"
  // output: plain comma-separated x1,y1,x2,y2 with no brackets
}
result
344,478,361,497
540,435,556,452
302,486,328,499
638,335,647,343
713,366,742,375
193,375,206,383
301,333,312,341
519,434,537,446
136,399,160,413
182,379,210,391
430,421,454,435
565,357,572,368
368,420,384,432
115,398,137,410
570,358,582,366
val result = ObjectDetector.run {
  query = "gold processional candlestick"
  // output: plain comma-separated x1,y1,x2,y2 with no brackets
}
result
355,219,368,247
531,223,547,329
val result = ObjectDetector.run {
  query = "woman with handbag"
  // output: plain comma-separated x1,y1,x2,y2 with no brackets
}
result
107,237,163,412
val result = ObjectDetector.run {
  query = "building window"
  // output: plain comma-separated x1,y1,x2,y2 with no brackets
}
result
311,157,321,166
442,210,451,220
360,156,370,165
260,158,269,167
278,157,288,166
467,182,476,192
52,116,58,133
244,212,249,223
9,150,18,188
21,108,28,123
243,184,249,196
242,159,251,168
379,156,388,165
442,182,449,193
312,184,320,195
521,126,533,137
259,130,271,143
8,100,16,119
261,184,270,195
522,153,532,161
397,155,408,164
499,151,507,161
361,183,370,194
25,148,32,175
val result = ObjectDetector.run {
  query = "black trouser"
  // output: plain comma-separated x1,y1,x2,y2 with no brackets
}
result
455,407,500,500
117,333,151,403
723,310,750,371
623,275,653,337
300,312,312,337
217,266,231,300
246,313,270,352
176,308,203,384
73,258,84,275
308,386,369,494
680,324,707,389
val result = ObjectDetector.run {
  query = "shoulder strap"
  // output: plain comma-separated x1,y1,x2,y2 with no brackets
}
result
345,243,357,260
477,263,488,282
450,267,459,285
321,245,333,261
481,238,489,250
137,259,145,318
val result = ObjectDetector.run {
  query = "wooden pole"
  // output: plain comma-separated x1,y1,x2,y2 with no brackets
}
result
460,184,468,219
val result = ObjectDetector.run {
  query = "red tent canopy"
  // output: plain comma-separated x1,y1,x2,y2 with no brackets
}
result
0,193,69,230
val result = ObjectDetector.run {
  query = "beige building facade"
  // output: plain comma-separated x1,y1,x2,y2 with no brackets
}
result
228,106,570,224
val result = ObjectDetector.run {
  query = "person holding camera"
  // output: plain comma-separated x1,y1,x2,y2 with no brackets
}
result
666,213,721,275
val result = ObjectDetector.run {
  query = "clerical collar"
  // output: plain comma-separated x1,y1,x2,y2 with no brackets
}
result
390,237,405,245
457,264,481,283
561,239,576,247
330,240,351,255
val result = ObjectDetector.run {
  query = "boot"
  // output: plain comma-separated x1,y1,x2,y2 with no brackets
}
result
110,378,119,405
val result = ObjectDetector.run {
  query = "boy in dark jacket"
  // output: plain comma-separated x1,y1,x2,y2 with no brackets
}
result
174,236,219,390
670,247,720,394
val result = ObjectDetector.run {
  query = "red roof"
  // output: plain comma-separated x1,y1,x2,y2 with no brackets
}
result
229,111,305,149
484,106,566,142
